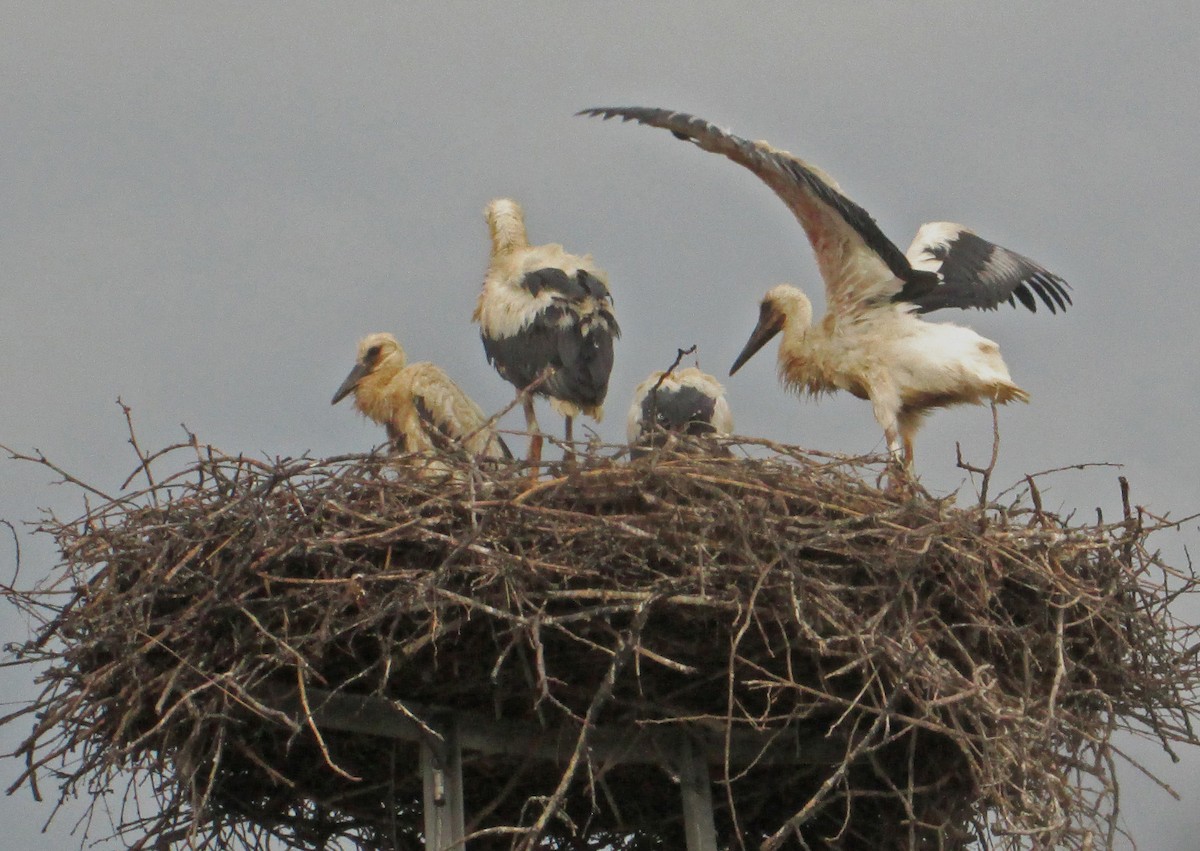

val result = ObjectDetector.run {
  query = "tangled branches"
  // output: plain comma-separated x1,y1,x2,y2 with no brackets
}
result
2,437,1198,850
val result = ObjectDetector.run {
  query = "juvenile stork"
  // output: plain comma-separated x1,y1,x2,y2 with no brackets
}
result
626,367,733,458
473,198,620,466
583,107,1071,469
331,332,511,464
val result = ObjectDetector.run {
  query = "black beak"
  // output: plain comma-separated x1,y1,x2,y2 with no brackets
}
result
730,308,782,376
331,362,369,404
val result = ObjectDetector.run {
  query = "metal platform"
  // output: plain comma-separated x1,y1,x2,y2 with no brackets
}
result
271,685,842,851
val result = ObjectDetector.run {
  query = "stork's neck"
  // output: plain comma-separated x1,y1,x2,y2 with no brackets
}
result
488,205,530,257
776,298,816,356
781,312,811,349
776,312,831,396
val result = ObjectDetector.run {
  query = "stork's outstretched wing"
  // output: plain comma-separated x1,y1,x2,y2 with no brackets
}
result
899,223,1073,314
580,106,937,316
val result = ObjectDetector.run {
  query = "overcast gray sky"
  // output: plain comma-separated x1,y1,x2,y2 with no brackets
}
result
2,3,1197,848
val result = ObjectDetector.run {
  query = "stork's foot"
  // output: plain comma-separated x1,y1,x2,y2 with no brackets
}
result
883,455,917,496
884,459,935,501
885,472,915,496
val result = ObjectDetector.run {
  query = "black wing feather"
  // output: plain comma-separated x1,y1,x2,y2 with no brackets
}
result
521,267,614,303
899,228,1072,315
482,267,620,409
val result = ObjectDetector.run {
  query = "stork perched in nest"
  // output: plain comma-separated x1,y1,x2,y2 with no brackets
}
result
331,332,511,464
627,367,733,458
473,198,620,466
583,107,1071,470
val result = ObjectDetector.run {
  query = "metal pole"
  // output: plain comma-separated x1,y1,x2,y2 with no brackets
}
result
420,715,466,851
678,735,719,851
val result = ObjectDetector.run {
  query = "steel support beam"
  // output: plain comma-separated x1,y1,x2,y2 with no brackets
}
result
678,735,719,851
419,714,465,851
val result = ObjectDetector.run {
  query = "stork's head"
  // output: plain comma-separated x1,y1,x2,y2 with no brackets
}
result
730,285,812,375
331,332,406,405
484,198,530,257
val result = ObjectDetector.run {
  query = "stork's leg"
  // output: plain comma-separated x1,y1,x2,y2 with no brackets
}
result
870,391,904,465
562,415,576,464
880,422,907,489
881,426,916,493
897,411,923,474
871,388,912,489
883,426,904,464
523,396,543,473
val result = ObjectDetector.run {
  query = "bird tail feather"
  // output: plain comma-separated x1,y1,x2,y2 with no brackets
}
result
994,383,1030,405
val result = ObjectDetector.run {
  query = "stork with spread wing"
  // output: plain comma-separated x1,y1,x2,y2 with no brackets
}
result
583,107,1071,469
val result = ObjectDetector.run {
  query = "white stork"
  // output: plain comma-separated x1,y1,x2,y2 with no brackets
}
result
473,198,620,466
583,107,1071,469
331,332,511,465
626,367,733,458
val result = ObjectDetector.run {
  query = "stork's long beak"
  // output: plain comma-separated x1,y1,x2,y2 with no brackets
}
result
331,362,369,404
730,308,783,376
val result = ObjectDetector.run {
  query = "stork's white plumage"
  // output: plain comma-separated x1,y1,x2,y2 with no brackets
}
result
474,198,620,466
584,107,1072,469
332,332,511,464
626,367,732,457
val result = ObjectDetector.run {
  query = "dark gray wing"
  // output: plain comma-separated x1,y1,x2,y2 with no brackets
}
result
522,267,614,302
898,223,1072,314
482,267,620,409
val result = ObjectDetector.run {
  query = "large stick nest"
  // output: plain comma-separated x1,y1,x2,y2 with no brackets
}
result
3,437,1198,850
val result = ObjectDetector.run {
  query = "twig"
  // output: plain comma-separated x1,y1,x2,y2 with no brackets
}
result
296,670,361,782
1,442,117,502
761,704,894,850
117,398,158,502
1,518,19,588
955,402,1002,507
460,366,557,452
515,600,656,851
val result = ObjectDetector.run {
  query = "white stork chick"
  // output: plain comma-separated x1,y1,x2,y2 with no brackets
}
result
473,198,620,466
583,107,1072,470
626,367,733,458
331,332,511,465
